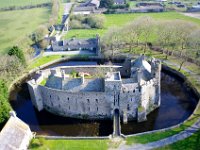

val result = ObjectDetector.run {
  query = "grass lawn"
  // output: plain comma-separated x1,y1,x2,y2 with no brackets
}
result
39,78,47,86
65,12,200,39
28,54,90,69
0,0,51,8
28,55,63,69
0,7,50,54
29,138,108,150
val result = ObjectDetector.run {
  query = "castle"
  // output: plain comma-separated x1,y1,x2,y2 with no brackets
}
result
27,56,161,123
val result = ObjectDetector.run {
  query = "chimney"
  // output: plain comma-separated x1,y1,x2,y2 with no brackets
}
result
10,111,17,118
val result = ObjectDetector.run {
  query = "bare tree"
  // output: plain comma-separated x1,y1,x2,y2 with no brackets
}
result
102,26,122,58
122,22,138,53
188,29,200,59
157,20,177,59
173,20,198,56
138,16,155,54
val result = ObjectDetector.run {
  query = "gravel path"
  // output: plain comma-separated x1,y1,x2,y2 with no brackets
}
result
119,119,200,150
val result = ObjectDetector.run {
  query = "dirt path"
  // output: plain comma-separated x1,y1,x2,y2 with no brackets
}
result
181,12,200,19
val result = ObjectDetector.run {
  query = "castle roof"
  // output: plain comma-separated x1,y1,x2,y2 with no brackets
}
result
133,56,151,73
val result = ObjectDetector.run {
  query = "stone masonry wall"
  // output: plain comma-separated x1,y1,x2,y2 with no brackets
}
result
39,86,113,119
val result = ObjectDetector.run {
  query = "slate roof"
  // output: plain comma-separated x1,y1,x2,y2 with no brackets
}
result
114,0,125,4
131,56,152,81
0,116,32,150
81,0,100,8
52,37,98,51
74,6,95,12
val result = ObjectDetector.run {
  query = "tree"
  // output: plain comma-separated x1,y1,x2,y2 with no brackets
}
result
30,25,48,43
8,46,26,65
188,29,200,59
102,26,122,58
173,20,198,56
138,16,155,54
129,17,148,47
85,15,106,29
157,20,177,59
100,0,114,8
0,80,11,124
122,22,138,53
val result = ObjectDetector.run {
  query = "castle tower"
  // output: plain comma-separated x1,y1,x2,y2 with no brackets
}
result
151,59,161,106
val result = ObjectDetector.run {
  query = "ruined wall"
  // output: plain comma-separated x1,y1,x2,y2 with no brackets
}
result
27,79,44,111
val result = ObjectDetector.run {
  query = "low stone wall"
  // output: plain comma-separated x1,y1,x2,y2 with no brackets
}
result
36,135,110,139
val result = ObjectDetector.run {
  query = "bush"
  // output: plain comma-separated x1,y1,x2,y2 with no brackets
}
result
70,14,106,29
8,46,26,65
39,39,49,49
100,0,114,8
0,80,11,124
85,15,105,29
70,20,83,29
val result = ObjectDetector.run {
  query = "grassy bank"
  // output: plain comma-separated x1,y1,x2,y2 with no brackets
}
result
65,12,200,39
28,54,91,69
30,138,108,150
0,7,50,54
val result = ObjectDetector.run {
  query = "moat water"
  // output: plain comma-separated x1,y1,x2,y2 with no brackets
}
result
10,61,199,136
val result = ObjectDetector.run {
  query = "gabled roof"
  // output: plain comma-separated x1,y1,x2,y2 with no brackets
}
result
114,0,125,4
0,116,32,150
131,56,152,81
80,0,100,8
74,6,95,12
133,56,151,73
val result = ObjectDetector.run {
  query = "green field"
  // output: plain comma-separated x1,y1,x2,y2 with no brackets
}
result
65,12,200,39
0,7,50,54
0,0,51,8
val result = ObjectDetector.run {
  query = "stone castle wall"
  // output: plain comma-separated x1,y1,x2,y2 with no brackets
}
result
39,86,113,119
28,79,159,121
27,58,161,122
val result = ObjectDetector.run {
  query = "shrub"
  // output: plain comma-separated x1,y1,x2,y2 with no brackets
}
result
85,15,106,29
0,80,11,124
100,0,114,8
70,20,83,29
8,46,26,65
70,14,106,29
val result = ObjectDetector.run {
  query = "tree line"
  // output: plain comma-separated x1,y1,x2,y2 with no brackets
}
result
0,3,51,11
102,16,200,70
0,0,61,125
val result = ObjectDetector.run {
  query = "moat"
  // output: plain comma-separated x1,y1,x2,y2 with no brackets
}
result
10,60,198,136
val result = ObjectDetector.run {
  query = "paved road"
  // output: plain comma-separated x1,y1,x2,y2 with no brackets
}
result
43,50,95,56
63,2,73,15
119,118,200,150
